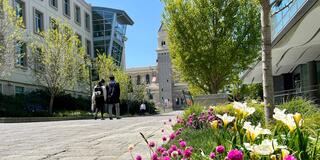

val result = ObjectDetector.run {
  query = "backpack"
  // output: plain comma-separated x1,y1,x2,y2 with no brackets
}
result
94,85,104,99
108,83,116,98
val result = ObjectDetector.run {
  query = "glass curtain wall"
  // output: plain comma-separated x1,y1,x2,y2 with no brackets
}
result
271,0,307,39
92,9,113,57
92,7,129,66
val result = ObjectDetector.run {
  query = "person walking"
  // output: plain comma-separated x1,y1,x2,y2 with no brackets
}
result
92,79,107,120
139,102,146,115
107,74,121,120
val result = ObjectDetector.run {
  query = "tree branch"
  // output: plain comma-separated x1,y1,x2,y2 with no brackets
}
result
270,0,282,7
271,0,295,17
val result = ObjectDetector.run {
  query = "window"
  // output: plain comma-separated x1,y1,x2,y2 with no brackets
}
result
49,0,58,9
63,0,70,17
34,48,44,71
161,41,166,46
146,74,150,84
15,42,27,66
49,17,58,30
85,13,90,31
15,86,24,95
14,0,25,26
86,40,91,56
34,9,44,34
137,75,141,85
74,5,81,25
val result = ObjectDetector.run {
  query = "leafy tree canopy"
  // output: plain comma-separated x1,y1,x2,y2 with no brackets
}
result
162,0,261,94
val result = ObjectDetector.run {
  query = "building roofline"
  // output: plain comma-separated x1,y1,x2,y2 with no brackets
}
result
126,66,157,72
79,0,92,11
272,0,317,47
92,6,134,25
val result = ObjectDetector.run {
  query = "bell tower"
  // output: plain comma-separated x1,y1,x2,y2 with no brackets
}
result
156,24,173,111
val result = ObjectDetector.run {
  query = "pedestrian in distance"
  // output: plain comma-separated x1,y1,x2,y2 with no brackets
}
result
92,79,107,120
107,74,121,120
139,102,146,115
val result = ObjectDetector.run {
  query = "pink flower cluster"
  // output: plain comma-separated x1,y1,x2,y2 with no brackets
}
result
133,117,194,160
182,109,220,129
135,141,193,160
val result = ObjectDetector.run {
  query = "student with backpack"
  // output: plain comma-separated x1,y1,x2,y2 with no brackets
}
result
107,74,121,120
92,79,107,120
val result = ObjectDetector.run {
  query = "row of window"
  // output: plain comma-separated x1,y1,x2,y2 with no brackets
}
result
0,83,25,95
14,0,91,34
134,74,151,85
14,39,92,68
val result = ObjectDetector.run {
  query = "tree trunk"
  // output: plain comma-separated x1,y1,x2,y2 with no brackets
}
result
209,82,219,94
49,94,55,115
261,1,275,122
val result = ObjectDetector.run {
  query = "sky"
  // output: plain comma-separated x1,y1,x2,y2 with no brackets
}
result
86,0,164,69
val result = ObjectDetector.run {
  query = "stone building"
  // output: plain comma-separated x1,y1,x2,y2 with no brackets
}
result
0,0,133,96
126,24,188,111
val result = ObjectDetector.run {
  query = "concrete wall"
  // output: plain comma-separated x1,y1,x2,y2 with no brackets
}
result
194,94,228,107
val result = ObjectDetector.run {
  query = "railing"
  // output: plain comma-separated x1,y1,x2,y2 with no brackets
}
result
274,84,320,104
272,0,308,40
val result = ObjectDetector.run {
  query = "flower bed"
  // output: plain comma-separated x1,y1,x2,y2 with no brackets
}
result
129,100,320,160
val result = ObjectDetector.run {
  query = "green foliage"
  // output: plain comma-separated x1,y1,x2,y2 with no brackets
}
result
0,90,91,117
0,0,24,73
121,99,158,115
30,20,88,114
129,83,147,103
96,54,130,100
278,98,320,116
162,0,261,93
53,110,91,117
278,98,320,135
183,104,204,120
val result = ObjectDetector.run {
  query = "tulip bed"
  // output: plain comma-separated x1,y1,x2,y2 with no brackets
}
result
130,99,320,160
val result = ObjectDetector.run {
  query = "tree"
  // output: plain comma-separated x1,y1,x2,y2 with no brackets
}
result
258,0,294,122
162,0,261,94
96,54,130,100
30,21,88,115
130,83,147,103
0,0,24,75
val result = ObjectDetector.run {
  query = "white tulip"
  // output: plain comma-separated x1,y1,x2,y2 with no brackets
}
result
243,122,271,142
217,113,235,128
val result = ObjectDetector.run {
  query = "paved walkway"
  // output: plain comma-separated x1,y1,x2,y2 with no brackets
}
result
0,111,182,160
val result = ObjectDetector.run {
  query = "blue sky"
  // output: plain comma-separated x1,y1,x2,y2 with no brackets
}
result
86,0,164,68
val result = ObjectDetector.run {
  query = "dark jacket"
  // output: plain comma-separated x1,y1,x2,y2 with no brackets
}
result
107,82,120,104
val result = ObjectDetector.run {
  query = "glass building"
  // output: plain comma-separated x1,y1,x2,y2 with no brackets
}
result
92,7,134,66
243,0,320,104
271,0,308,40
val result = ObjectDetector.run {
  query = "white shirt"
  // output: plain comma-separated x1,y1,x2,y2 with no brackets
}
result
92,85,107,102
140,103,146,110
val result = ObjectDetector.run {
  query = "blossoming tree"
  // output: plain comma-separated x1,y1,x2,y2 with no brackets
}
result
30,20,88,115
0,0,24,75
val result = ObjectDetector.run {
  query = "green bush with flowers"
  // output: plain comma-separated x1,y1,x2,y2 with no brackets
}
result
129,99,319,160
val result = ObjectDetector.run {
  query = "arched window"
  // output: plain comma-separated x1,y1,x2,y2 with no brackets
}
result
137,75,141,85
161,41,166,46
146,74,150,84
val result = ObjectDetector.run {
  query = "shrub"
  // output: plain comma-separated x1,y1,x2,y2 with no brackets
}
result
183,104,204,120
278,98,319,116
120,99,158,115
0,90,90,117
279,98,320,135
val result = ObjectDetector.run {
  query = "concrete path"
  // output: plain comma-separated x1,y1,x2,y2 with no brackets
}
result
0,111,182,160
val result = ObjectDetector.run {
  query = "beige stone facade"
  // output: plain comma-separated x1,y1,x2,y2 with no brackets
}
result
126,24,188,110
